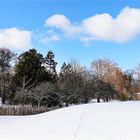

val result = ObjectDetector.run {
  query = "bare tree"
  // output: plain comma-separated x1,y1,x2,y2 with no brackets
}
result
27,82,54,108
0,48,16,104
91,58,118,80
15,82,54,108
59,59,94,105
91,59,118,102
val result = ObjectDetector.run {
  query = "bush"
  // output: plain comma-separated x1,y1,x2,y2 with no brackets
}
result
118,93,129,101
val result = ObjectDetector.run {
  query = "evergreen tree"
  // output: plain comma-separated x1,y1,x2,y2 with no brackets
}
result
14,49,47,89
60,62,72,82
45,51,57,82
59,62,85,106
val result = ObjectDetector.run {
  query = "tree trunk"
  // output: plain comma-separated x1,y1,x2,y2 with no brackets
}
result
37,101,41,109
97,97,100,103
66,102,68,107
84,97,89,104
106,96,109,102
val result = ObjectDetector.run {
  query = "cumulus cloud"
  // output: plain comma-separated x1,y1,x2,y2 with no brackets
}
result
45,14,81,37
45,7,140,43
0,27,32,49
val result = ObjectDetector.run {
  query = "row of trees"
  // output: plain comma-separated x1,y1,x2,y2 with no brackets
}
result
0,48,139,108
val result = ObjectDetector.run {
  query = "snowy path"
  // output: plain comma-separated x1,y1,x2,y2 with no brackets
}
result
0,101,140,140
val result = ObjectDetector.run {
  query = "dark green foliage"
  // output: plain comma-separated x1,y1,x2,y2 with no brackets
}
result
1,48,135,110
59,61,117,105
59,62,77,106
59,62,92,106
45,51,57,82
79,76,116,103
94,79,117,103
14,49,48,88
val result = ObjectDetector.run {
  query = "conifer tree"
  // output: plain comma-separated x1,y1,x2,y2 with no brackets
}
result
45,51,57,82
14,49,47,89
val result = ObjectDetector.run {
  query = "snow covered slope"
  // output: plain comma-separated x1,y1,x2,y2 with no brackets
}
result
0,101,140,140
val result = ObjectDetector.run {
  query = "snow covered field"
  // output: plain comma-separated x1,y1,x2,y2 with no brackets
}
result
0,101,140,140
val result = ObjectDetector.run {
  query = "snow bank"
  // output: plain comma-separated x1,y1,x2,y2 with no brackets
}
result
0,101,140,140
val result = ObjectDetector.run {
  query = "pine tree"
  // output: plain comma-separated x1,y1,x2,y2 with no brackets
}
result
45,51,57,82
60,62,72,82
14,49,47,89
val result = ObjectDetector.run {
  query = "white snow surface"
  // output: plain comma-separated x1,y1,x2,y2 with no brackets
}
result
0,101,140,140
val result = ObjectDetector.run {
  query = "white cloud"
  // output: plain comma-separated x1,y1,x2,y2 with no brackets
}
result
41,35,60,43
45,14,81,36
82,14,114,41
0,27,32,49
45,7,140,43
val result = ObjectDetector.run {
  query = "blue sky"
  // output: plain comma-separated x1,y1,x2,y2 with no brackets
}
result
0,0,140,71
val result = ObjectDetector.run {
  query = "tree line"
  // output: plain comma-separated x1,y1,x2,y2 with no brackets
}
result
0,48,139,108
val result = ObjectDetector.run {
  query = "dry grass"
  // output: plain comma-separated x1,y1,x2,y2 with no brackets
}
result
0,106,49,115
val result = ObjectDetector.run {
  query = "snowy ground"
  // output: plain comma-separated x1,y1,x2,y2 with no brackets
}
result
0,101,140,140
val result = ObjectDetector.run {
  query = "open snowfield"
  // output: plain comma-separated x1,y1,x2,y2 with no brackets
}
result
0,101,140,140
